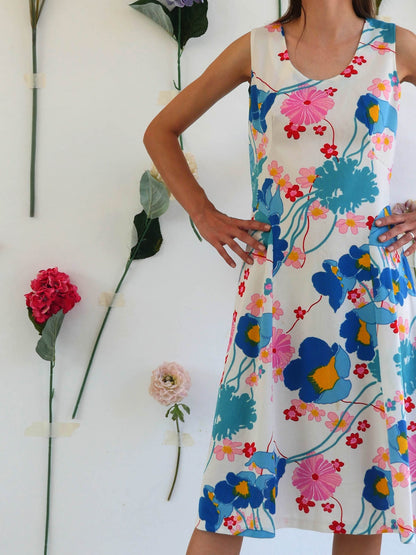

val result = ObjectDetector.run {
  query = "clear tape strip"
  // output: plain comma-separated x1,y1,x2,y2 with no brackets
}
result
99,292,125,307
24,73,46,89
25,422,80,438
163,430,194,447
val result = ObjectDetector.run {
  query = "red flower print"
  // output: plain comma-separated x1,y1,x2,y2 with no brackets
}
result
341,64,358,78
244,268,250,280
329,520,346,534
284,121,306,140
296,495,315,513
331,459,344,472
294,306,307,319
347,289,361,303
390,320,399,334
285,185,304,202
357,420,371,432
408,421,416,432
278,50,289,61
405,397,415,413
322,502,335,513
324,87,338,96
353,363,369,379
313,125,327,136
223,516,237,530
352,55,367,65
320,143,338,159
284,405,302,421
366,215,375,230
243,442,257,458
238,282,246,297
346,433,363,449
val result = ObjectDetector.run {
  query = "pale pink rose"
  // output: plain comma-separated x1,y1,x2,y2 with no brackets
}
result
335,212,366,235
245,372,260,387
325,411,353,433
272,300,283,320
281,87,335,125
268,160,283,182
271,328,295,370
296,167,317,188
372,447,390,469
391,463,410,488
368,78,391,100
408,435,416,481
246,293,267,317
308,200,329,220
284,246,306,268
292,454,342,500
149,361,191,405
214,438,243,462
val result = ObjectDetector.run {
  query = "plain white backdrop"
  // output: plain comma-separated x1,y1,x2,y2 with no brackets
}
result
0,0,415,553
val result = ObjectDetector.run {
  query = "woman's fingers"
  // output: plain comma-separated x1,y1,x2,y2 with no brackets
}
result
375,212,416,255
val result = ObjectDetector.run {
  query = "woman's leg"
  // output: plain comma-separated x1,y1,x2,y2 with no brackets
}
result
186,528,243,555
332,534,382,555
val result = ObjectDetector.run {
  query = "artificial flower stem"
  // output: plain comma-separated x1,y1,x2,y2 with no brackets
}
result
30,25,38,217
72,219,152,419
44,359,54,555
278,0,282,18
167,414,181,501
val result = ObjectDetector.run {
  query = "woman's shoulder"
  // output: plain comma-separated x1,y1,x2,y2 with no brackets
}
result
395,25,416,85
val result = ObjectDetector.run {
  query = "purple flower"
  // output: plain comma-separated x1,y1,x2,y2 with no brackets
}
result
163,0,203,8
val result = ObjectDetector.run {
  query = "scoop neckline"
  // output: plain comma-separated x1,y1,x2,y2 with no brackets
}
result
280,18,368,83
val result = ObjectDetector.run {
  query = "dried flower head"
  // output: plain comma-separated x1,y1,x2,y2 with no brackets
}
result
392,199,416,215
149,361,191,405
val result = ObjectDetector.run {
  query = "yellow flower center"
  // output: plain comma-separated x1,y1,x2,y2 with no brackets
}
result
234,480,250,497
375,477,389,496
247,325,260,343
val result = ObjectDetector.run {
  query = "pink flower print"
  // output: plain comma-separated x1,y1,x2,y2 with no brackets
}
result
238,281,246,297
245,372,260,387
408,435,416,480
247,461,263,475
284,121,306,139
357,419,371,432
405,396,415,413
278,50,289,61
296,495,315,513
367,149,376,159
335,212,366,235
346,432,363,449
325,411,353,433
251,125,258,141
397,317,409,341
285,184,304,202
246,293,267,317
340,64,358,78
352,55,367,65
225,310,238,360
271,328,295,370
292,398,309,416
292,454,342,501
243,442,257,458
373,400,395,426
396,519,412,539
313,125,327,136
322,502,335,512
353,363,369,379
244,268,250,280
272,367,284,382
324,87,338,96
281,87,335,125
285,247,306,268
372,133,393,152
284,405,302,421
296,167,317,188
259,347,272,364
268,160,283,182
331,459,344,472
393,85,401,101
376,524,394,534
320,143,338,159
276,173,292,192
214,439,243,461
308,200,329,220
257,135,269,160
307,404,326,422
373,41,389,55
253,250,267,264
272,300,283,320
266,22,282,32
223,516,238,531
246,513,260,530
368,78,391,100
394,390,405,404
391,463,410,488
294,306,307,319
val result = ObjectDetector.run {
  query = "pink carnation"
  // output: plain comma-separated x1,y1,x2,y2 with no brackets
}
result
25,267,81,324
281,87,334,126
149,362,191,405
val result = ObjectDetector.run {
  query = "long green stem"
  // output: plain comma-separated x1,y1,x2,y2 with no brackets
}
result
278,0,282,18
72,219,152,418
167,416,181,501
30,26,38,217
44,360,54,555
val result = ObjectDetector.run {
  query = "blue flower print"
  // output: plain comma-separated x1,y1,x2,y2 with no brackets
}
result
283,337,351,404
212,385,257,441
340,309,377,361
198,485,233,532
235,313,273,358
260,475,279,514
313,158,378,215
215,471,264,511
368,350,381,381
338,245,379,283
245,451,285,475
355,93,398,135
363,466,394,510
264,278,273,296
249,143,267,211
312,260,356,312
387,420,409,464
249,86,278,134
394,339,416,396
368,18,395,44
379,268,409,306
389,71,400,87
369,206,397,249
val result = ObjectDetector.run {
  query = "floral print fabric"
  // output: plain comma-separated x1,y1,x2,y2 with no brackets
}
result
196,19,416,543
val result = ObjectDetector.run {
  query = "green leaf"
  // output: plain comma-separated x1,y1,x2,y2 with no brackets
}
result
140,171,170,219
27,307,45,335
130,0,174,35
35,310,65,362
180,403,190,415
376,0,383,14
130,210,163,259
170,2,209,49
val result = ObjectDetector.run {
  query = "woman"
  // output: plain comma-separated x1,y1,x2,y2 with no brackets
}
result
144,1,416,553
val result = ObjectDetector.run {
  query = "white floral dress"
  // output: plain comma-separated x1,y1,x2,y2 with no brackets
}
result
196,18,416,543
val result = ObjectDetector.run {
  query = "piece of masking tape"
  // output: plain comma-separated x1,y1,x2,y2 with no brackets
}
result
24,73,46,89
157,89,178,106
98,292,125,307
25,422,80,438
163,430,194,447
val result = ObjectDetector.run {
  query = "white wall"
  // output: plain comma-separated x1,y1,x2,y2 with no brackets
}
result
0,1,415,554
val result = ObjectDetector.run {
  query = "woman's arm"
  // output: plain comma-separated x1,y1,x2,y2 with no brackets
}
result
375,26,416,256
143,32,270,268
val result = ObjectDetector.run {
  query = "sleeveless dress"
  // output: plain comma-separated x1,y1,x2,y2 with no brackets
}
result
196,18,416,543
